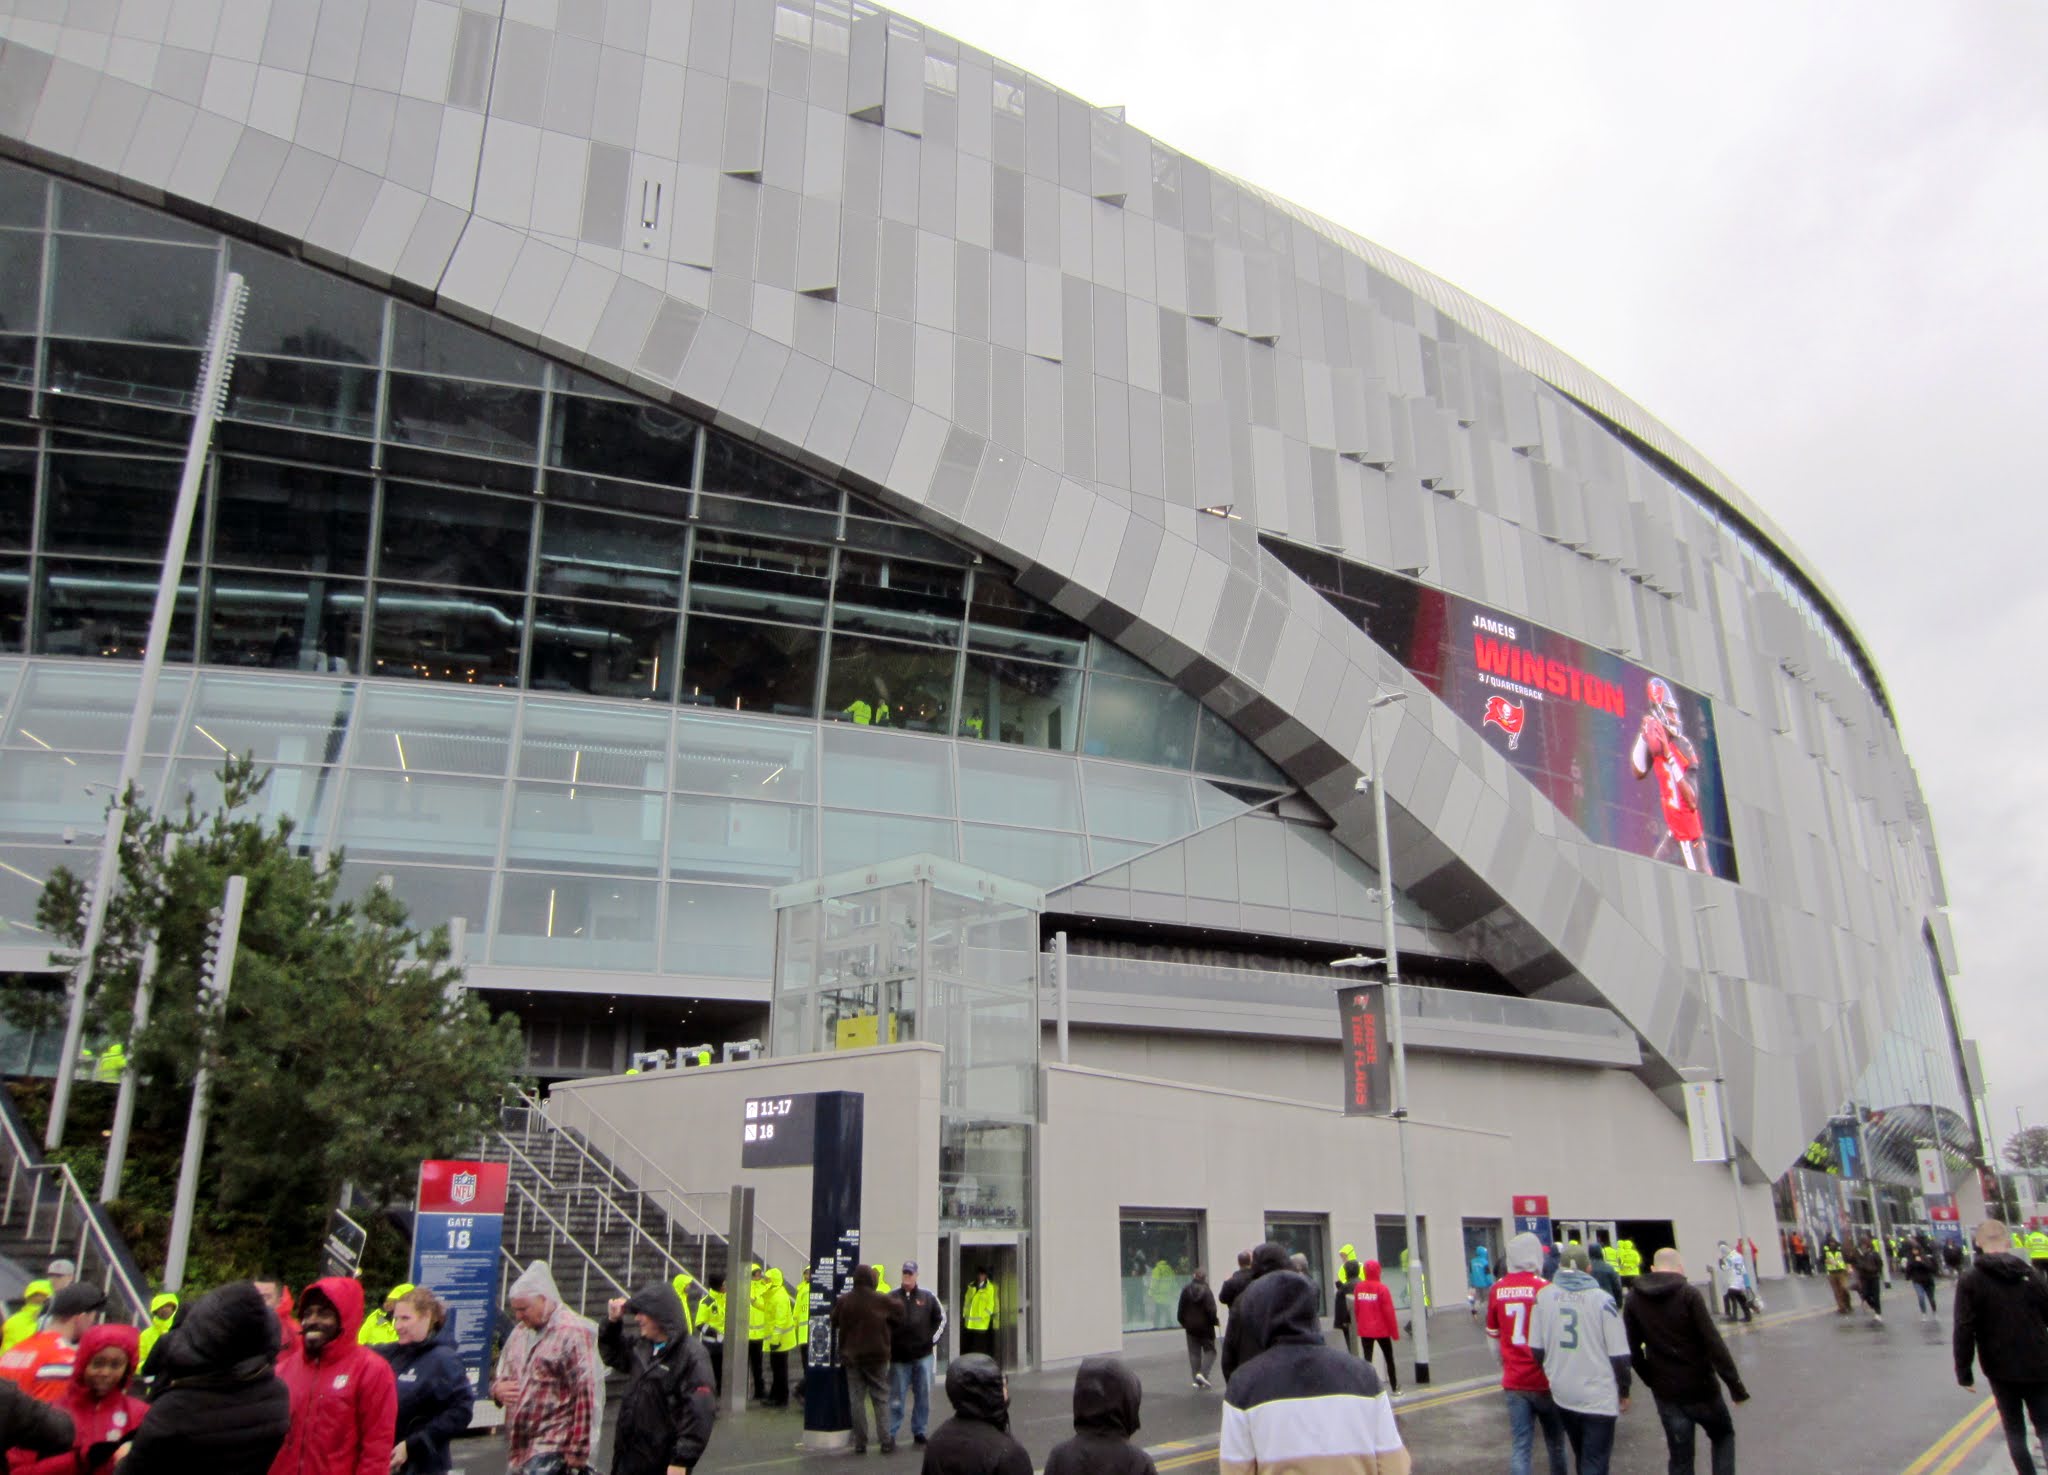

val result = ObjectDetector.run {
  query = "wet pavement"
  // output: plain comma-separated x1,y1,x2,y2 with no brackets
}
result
451,1273,2013,1474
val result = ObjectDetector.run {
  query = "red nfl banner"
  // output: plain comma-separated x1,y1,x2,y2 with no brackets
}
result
418,1160,508,1216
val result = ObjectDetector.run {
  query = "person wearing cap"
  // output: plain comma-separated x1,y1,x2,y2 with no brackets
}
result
358,1283,413,1347
2,1283,50,1354
0,1282,105,1403
44,1263,74,1301
599,1281,716,1475
1528,1244,1631,1475
270,1275,399,1475
885,1260,947,1448
492,1261,601,1475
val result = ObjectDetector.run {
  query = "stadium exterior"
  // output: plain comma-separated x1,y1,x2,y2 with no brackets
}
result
0,1,1977,1361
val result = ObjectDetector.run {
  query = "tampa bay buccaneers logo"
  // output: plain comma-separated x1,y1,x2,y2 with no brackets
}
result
1481,694,1525,749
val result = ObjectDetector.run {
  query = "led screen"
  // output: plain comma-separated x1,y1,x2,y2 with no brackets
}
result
1268,544,1738,880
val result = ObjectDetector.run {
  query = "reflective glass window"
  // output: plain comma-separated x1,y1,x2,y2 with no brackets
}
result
42,454,187,558
183,673,356,764
37,559,195,663
820,810,956,873
670,794,813,883
959,823,1086,889
665,883,773,978
0,844,63,944
45,340,200,410
528,597,676,700
537,503,689,604
228,357,379,439
957,653,1080,751
516,699,669,790
385,373,541,462
506,781,664,876
0,231,41,335
336,769,505,864
56,185,211,242
824,633,958,732
1082,670,1197,767
378,484,532,590
688,531,828,625
228,242,383,362
49,235,216,344
205,571,365,674
2,665,190,754
549,395,699,485
700,430,838,509
213,460,372,575
0,752,146,841
822,724,953,815
832,550,965,642
0,450,28,548
389,301,544,384
1195,778,1271,827
355,685,515,776
0,335,31,390
164,758,334,849
673,712,815,801
1081,762,1196,843
0,164,46,227
338,861,491,936
965,568,1086,663
1087,636,1165,679
0,559,24,653
369,584,524,686
956,743,1083,829
680,614,819,717
1193,705,1285,784
494,872,658,971
695,489,840,543
838,509,961,564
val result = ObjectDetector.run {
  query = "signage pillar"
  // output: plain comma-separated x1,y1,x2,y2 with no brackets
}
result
1511,1195,1553,1252
410,1161,509,1395
724,1187,755,1419
803,1091,865,1448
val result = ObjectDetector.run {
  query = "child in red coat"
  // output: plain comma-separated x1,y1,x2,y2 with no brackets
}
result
9,1322,149,1472
1350,1260,1402,1395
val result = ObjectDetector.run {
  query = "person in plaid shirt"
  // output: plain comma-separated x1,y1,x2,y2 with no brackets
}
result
493,1262,602,1475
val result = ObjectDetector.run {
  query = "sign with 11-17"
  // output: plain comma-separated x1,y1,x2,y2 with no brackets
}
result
411,1160,509,1393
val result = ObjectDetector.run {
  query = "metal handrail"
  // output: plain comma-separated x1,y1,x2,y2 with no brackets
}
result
543,1089,809,1271
0,1100,149,1322
492,1129,713,1288
500,1174,630,1318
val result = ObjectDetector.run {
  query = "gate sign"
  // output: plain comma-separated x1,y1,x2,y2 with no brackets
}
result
411,1160,509,1392
1511,1194,1552,1250
1338,983,1393,1117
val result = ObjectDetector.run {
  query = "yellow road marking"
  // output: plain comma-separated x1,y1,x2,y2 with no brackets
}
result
1927,1405,1999,1475
1900,1397,1997,1475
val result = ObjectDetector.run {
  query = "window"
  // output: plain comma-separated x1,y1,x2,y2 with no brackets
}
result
204,571,364,673
536,503,688,605
1264,1214,1330,1308
42,455,190,559
527,598,677,700
824,633,958,733
681,614,820,716
378,485,533,591
687,531,828,625
385,373,541,462
37,560,195,662
1119,1215,1202,1333
550,395,699,485
212,461,373,576
228,242,383,363
957,653,1080,750
369,585,524,686
1083,672,1198,768
49,235,216,344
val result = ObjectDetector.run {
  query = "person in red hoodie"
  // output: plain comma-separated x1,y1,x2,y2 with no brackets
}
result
267,1278,397,1475
10,1322,148,1473
1349,1260,1402,1395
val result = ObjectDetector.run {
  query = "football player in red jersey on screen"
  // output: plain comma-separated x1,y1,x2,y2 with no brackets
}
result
1630,677,1711,874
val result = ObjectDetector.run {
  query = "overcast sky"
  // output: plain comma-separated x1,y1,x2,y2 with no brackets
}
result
897,0,2048,1149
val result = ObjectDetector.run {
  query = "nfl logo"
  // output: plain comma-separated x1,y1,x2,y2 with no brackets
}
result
451,1172,478,1206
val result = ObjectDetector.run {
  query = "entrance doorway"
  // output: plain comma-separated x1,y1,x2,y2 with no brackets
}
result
1554,1218,1618,1253
1462,1218,1504,1303
1615,1219,1678,1261
954,1238,1024,1370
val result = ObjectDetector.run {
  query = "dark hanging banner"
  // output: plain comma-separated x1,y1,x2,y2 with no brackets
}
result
803,1091,864,1443
1339,983,1393,1117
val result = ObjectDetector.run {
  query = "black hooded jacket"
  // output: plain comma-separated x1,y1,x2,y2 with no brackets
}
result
1955,1252,2048,1385
922,1354,1031,1475
378,1316,476,1473
0,1381,71,1459
1044,1358,1156,1475
1621,1272,1747,1406
1222,1272,1389,1407
600,1281,718,1475
121,1281,291,1474
1219,1244,1295,1380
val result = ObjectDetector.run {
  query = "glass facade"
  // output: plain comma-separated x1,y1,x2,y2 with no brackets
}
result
0,161,1328,985
1118,1214,1201,1334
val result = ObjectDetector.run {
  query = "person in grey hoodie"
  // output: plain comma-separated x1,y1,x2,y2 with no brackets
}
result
1529,1243,1631,1475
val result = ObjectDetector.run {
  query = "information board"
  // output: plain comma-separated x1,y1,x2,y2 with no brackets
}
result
1337,983,1393,1117
1511,1194,1553,1249
410,1160,509,1392
743,1093,818,1167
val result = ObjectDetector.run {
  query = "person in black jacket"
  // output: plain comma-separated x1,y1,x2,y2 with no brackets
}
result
1175,1270,1219,1389
119,1280,290,1473
601,1281,717,1475
1905,1243,1942,1320
1853,1239,1885,1322
1044,1358,1155,1475
0,1378,71,1458
832,1265,903,1453
376,1287,475,1473
1216,1252,1254,1312
1622,1248,1749,1475
1218,1243,1292,1382
920,1354,1030,1475
1956,1220,2048,1475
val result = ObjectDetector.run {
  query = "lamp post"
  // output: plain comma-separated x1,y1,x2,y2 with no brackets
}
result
1336,689,1431,1384
1829,999,1892,1281
1690,905,1749,1258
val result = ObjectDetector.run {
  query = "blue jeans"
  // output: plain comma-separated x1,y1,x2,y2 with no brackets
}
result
1558,1408,1616,1475
888,1354,934,1441
1505,1389,1568,1475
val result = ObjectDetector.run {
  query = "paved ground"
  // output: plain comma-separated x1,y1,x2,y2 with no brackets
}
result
451,1273,2020,1474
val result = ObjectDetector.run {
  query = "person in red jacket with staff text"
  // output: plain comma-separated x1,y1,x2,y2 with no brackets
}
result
268,1277,398,1475
9,1322,149,1474
1350,1261,1401,1395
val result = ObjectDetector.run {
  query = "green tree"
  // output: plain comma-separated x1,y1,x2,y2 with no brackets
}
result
2006,1126,2048,1173
21,756,525,1283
